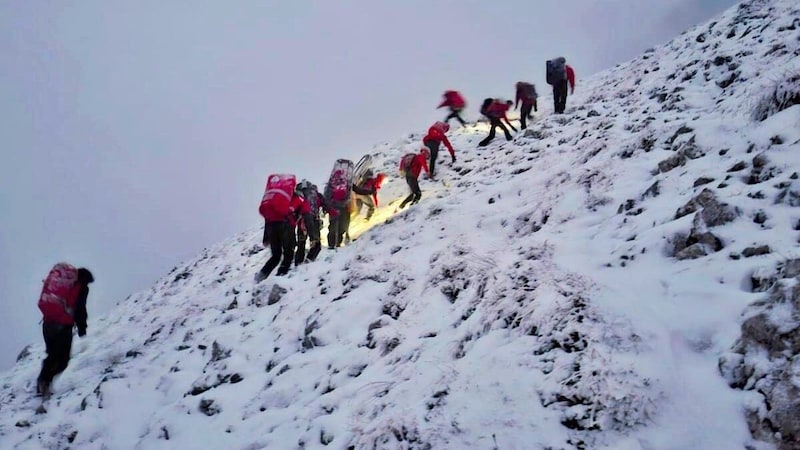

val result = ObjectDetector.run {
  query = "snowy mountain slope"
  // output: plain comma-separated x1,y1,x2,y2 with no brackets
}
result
2,0,800,448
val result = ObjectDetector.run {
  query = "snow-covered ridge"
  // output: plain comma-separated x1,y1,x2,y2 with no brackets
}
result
2,0,799,448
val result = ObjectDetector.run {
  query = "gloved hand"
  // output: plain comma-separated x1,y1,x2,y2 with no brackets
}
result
451,154,456,163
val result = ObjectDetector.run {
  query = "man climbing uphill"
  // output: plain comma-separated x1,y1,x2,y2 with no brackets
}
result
478,98,515,147
437,90,467,126
352,170,386,221
546,57,576,114
398,147,430,210
515,81,538,130
256,175,310,281
422,121,456,179
36,264,94,398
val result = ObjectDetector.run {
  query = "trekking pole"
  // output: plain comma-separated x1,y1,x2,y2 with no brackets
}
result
504,117,518,132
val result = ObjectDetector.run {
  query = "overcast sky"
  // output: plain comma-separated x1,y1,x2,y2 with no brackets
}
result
0,0,737,370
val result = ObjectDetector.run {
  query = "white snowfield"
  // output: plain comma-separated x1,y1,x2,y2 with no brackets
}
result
2,0,799,449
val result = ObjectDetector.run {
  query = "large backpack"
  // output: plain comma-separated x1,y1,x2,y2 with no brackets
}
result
353,154,374,188
519,82,537,101
259,173,297,221
546,57,567,85
38,263,80,324
324,159,355,209
399,153,416,175
296,180,320,215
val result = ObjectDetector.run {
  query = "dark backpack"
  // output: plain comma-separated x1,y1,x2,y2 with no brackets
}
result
546,57,567,85
479,98,493,117
296,180,320,215
519,82,537,100
324,159,354,209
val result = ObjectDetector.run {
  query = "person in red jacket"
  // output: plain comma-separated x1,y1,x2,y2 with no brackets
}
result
352,170,386,221
256,191,311,281
422,121,456,178
37,266,93,398
398,148,430,209
437,90,467,126
478,98,515,147
515,81,539,130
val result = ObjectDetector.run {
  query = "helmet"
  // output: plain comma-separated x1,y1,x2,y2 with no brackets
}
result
420,147,431,158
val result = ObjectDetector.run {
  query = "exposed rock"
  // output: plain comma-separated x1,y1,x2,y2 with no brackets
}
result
674,188,739,226
642,181,660,199
721,280,800,450
693,177,714,187
728,161,747,172
657,152,687,173
742,245,771,257
775,183,800,206
15,345,32,362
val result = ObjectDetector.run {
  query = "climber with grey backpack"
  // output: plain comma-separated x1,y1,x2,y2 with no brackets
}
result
545,57,576,114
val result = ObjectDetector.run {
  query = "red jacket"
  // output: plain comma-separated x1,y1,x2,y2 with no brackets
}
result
485,100,511,120
354,175,384,207
437,90,466,110
566,65,576,92
515,82,538,108
422,126,455,157
400,153,430,178
265,194,310,225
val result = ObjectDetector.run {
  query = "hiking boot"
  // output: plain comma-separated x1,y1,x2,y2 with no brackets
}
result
276,266,289,276
37,379,50,398
254,271,268,283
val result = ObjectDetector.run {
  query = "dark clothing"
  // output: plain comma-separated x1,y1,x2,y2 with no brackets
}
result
38,322,74,388
73,285,88,336
520,102,534,130
295,215,323,265
260,221,296,277
444,108,467,126
424,140,440,178
553,80,569,114
478,118,512,147
399,173,422,208
327,206,350,248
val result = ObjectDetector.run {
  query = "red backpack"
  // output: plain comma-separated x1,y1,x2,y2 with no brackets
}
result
38,263,80,324
399,153,416,175
324,159,355,208
259,174,297,221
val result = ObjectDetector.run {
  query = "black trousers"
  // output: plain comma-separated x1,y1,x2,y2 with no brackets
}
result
553,80,568,113
520,102,534,129
478,118,512,146
400,174,422,207
260,221,295,276
295,217,322,265
327,206,350,248
38,322,73,385
444,108,466,126
424,140,440,177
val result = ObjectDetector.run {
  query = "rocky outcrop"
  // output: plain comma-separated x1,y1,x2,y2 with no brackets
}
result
720,269,800,450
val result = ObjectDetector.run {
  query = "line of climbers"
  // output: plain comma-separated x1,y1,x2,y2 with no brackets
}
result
29,57,577,400
253,56,577,282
